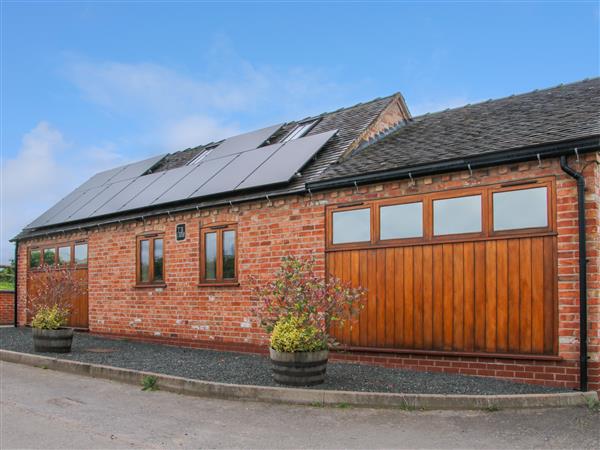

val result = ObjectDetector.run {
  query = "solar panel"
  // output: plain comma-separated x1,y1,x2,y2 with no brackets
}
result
120,165,196,211
69,180,134,221
77,166,126,191
47,186,107,224
237,129,337,190
206,123,282,160
93,171,165,216
191,143,282,198
107,154,167,183
153,155,236,205
25,188,89,228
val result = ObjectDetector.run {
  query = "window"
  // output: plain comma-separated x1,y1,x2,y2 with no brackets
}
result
74,243,88,265
43,248,56,266
188,148,214,165
200,224,237,283
380,202,423,240
29,250,41,268
332,208,371,244
136,234,165,285
58,246,71,265
327,178,554,249
433,195,482,236
281,120,318,143
493,187,548,231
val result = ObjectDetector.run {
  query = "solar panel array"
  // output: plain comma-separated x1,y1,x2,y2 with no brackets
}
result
26,127,338,229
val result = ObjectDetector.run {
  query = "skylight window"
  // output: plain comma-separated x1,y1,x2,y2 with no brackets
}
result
281,120,318,143
188,148,213,165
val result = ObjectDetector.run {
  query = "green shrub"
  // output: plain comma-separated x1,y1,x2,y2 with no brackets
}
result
31,305,69,330
270,315,327,352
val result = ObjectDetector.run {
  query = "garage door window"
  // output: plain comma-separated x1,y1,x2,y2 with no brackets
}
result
380,202,423,240
493,187,548,231
433,195,482,236
332,208,371,244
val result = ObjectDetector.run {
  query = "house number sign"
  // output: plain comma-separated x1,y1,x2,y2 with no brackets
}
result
176,224,186,241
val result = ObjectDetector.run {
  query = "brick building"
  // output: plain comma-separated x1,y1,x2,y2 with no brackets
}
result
13,78,600,392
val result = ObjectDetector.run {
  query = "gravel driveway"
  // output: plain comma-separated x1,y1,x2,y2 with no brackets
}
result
0,327,568,395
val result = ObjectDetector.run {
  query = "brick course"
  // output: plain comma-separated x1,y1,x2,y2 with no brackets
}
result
16,154,600,392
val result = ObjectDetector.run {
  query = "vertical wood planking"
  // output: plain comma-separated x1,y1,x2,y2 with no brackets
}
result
531,238,545,354
376,250,386,346
359,250,369,347
413,246,424,349
474,242,487,351
442,244,453,351
422,245,434,349
326,234,556,356
485,241,497,352
432,245,444,349
496,240,509,352
507,239,521,353
384,248,395,347
452,243,464,350
463,242,475,351
403,247,414,348
367,250,377,346
394,248,404,347
519,238,533,353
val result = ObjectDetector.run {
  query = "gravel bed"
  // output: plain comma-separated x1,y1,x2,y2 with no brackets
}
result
0,327,569,395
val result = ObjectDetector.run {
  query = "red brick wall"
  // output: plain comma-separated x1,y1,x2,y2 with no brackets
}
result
0,290,14,325
16,154,600,392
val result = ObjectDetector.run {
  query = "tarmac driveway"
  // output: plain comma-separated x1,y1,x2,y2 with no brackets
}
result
1,362,598,449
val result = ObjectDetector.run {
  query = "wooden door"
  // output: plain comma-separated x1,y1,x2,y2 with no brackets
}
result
27,266,89,329
328,235,557,356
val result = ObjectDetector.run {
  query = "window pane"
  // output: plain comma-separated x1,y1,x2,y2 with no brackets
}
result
30,250,40,268
205,232,217,279
43,248,56,265
332,208,371,244
74,244,88,265
58,246,71,265
222,230,236,279
140,240,150,282
153,238,164,282
493,187,548,231
434,195,482,236
380,202,423,240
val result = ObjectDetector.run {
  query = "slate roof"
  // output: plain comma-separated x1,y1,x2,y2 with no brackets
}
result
322,78,600,181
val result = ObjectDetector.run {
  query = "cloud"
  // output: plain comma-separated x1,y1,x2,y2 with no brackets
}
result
1,123,127,263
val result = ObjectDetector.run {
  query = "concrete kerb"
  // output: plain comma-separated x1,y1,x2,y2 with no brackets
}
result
1,349,597,410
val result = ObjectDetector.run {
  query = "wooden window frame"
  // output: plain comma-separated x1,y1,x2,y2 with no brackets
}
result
135,233,166,288
199,223,239,286
326,177,556,251
488,179,554,237
28,239,89,271
326,203,374,250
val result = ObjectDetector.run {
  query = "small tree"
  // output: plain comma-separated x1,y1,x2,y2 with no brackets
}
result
27,266,87,329
253,255,366,350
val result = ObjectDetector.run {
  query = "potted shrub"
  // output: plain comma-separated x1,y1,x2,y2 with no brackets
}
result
254,255,365,386
27,265,86,353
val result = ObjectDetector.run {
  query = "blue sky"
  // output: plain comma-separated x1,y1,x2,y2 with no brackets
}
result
1,1,598,263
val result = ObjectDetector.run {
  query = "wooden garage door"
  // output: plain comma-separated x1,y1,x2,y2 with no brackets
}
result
326,178,557,356
328,236,557,355
27,242,89,329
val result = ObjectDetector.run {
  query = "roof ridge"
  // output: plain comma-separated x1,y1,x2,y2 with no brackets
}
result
410,77,599,121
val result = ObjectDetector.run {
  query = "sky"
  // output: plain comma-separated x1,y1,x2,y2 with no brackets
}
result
1,1,599,263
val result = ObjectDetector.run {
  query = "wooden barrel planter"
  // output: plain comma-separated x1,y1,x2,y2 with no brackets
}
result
269,348,329,386
32,328,74,353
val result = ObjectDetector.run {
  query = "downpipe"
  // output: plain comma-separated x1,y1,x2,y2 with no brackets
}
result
559,156,588,392
13,240,18,327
